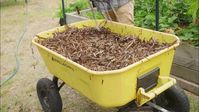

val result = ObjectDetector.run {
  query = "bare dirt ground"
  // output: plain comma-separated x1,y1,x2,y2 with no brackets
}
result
0,0,198,112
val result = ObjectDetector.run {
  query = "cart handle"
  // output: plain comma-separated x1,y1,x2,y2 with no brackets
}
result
136,76,176,106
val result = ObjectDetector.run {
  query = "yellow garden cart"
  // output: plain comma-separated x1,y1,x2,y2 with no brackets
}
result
33,20,189,112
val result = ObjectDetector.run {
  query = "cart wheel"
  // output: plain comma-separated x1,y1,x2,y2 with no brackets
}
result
37,78,62,112
154,85,189,112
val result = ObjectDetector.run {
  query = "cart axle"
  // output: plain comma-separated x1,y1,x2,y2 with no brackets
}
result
146,102,171,112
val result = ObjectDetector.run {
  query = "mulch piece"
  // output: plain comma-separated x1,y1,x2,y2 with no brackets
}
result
38,27,173,71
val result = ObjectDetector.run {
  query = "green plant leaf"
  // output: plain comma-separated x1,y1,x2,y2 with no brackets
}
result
192,34,199,38
168,16,177,23
187,0,199,20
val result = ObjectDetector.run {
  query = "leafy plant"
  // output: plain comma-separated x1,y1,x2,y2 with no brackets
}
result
56,0,89,18
65,0,89,13
134,0,199,46
185,0,199,21
134,0,192,30
84,11,104,19
177,24,199,46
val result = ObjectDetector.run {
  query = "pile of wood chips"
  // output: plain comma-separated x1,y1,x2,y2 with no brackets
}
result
38,27,172,71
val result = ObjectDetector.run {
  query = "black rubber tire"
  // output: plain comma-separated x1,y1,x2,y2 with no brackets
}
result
154,85,190,112
37,78,62,112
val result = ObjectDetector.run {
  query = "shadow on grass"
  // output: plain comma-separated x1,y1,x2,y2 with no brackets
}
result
0,0,25,8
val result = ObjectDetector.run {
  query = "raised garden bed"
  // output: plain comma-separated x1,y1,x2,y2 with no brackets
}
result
171,42,199,95
65,8,90,24
65,8,103,24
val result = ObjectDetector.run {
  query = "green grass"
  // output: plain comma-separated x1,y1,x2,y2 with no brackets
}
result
189,94,199,112
0,105,8,112
0,0,25,8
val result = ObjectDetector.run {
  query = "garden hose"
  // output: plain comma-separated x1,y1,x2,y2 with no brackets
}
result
0,1,28,86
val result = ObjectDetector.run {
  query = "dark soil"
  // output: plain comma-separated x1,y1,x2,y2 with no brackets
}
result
38,27,172,71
